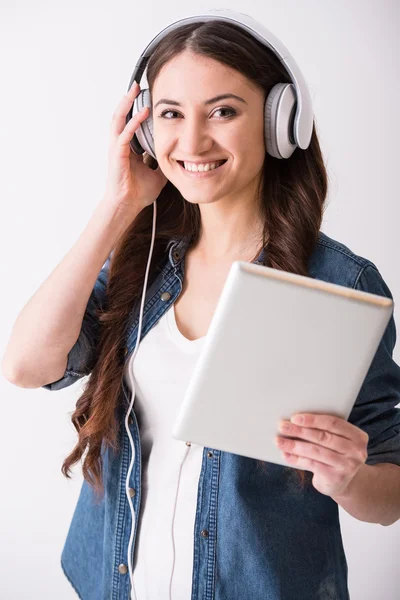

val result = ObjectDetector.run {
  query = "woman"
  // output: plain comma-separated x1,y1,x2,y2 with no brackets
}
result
3,15,400,600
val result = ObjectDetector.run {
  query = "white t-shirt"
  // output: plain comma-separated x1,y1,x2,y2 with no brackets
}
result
123,303,206,599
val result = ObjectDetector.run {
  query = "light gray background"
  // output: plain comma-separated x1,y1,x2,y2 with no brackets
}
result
0,1,399,598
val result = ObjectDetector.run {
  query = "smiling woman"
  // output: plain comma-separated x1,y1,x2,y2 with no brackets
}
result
52,17,335,599
150,49,267,210
16,10,399,600
62,20,326,497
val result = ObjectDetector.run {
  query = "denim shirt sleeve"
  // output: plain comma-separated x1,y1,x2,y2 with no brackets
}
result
41,255,111,391
348,264,400,466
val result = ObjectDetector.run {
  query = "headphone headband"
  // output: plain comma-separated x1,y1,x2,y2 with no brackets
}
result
127,9,313,149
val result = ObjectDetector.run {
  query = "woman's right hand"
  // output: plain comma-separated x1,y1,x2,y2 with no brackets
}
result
103,81,168,218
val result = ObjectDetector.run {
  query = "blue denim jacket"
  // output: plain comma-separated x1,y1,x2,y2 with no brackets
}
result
43,230,400,600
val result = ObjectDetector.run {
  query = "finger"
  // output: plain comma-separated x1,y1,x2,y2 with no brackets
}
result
278,421,352,455
291,414,368,445
118,106,149,147
282,451,337,475
110,82,141,140
276,437,354,469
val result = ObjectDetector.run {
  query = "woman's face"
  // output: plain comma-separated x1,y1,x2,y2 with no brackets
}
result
151,50,266,207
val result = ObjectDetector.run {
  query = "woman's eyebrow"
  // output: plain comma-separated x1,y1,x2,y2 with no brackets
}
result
153,93,247,109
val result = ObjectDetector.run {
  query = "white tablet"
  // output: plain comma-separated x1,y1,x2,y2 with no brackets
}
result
172,260,393,469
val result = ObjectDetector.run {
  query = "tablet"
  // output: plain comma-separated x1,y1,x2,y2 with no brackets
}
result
171,260,393,469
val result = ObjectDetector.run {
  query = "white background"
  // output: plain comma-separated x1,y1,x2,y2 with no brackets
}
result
0,1,399,598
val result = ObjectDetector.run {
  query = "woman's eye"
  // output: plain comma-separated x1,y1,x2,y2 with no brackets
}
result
213,107,236,118
159,110,180,119
159,107,236,119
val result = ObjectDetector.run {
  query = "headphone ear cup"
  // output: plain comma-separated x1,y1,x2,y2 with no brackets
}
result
129,89,157,159
264,83,298,159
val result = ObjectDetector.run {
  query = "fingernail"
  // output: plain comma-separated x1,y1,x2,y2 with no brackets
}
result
125,83,138,95
291,415,304,424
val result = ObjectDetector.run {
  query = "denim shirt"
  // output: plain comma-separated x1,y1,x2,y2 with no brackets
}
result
43,230,400,600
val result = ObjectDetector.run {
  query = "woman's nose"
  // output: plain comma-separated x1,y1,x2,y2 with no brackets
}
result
177,119,213,156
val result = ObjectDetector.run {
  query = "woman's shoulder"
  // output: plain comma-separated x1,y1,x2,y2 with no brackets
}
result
309,231,381,289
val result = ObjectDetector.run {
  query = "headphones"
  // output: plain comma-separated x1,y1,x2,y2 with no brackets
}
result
125,8,313,161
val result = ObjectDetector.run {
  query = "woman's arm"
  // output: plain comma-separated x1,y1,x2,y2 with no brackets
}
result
332,462,400,526
2,197,138,388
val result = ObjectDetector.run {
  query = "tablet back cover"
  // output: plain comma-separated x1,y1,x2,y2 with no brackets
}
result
172,261,393,469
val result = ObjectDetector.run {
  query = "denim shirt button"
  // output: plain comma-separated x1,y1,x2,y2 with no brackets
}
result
207,451,213,458
200,529,209,538
160,292,171,301
118,564,128,574
128,487,136,497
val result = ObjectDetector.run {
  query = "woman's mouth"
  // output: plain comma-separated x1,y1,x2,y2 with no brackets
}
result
176,159,228,179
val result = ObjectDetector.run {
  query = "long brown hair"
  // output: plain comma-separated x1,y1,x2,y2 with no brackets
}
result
62,20,328,499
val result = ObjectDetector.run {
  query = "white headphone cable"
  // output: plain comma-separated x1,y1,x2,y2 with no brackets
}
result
125,199,158,600
168,443,191,599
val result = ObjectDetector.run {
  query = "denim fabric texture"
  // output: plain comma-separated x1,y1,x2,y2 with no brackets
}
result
43,230,400,600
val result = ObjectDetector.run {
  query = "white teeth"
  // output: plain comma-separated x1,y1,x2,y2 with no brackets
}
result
183,160,225,172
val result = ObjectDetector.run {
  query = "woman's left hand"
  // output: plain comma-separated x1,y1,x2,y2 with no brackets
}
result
275,413,369,497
